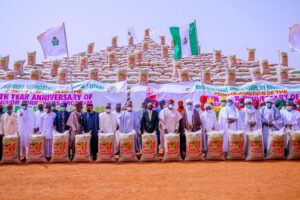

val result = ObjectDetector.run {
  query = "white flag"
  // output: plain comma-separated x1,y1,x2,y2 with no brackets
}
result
289,24,300,52
37,23,67,58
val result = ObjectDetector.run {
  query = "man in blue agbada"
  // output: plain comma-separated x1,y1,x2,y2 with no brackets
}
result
119,100,141,152
82,103,99,160
55,102,70,133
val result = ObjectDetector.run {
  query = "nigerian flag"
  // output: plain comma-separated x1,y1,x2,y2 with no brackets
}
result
170,21,199,60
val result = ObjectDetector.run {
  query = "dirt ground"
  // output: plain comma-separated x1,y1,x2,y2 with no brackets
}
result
0,161,299,200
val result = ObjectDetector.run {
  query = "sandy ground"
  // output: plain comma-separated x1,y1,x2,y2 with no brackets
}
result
0,161,299,200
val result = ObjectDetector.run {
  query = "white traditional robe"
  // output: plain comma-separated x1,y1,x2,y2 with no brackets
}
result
201,110,218,151
112,111,122,126
261,106,283,150
0,113,18,135
99,112,117,133
241,107,262,131
280,109,300,148
34,110,44,134
158,108,182,149
17,108,35,158
40,112,56,139
218,106,243,152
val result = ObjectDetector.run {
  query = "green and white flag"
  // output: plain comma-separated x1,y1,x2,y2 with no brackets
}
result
170,21,199,60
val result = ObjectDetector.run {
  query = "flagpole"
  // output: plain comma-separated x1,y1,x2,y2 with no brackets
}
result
63,23,74,100
193,19,205,96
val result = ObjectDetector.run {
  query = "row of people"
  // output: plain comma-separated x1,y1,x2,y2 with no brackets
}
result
0,96,299,161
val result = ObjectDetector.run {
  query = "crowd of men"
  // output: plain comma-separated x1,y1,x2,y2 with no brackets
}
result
0,95,299,161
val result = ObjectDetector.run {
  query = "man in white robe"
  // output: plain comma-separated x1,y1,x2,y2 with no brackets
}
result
280,100,300,149
218,96,243,153
241,98,262,132
34,102,45,134
112,103,122,129
99,103,118,153
201,103,218,151
119,101,141,152
261,97,283,152
17,101,36,161
158,99,182,150
40,103,56,160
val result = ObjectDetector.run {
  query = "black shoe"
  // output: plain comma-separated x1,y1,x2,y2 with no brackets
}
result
21,158,27,163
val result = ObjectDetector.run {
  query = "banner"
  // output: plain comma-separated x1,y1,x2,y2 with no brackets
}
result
0,80,127,112
131,81,300,109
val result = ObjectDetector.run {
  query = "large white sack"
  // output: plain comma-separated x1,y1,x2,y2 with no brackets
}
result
246,130,264,161
1,134,20,164
162,133,181,162
50,130,70,162
118,131,137,162
266,129,285,160
206,131,225,160
27,133,46,163
96,133,115,162
73,132,92,162
140,132,159,162
287,130,300,160
227,130,245,160
185,130,204,161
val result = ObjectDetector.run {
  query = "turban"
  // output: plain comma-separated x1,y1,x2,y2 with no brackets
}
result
168,99,174,104
226,95,235,102
159,100,166,104
244,98,252,104
297,99,300,104
220,97,226,102
265,97,272,103
207,99,215,104
186,99,193,104
200,95,208,103
204,103,212,109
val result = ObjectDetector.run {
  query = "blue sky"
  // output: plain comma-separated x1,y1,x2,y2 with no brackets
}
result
1,0,300,68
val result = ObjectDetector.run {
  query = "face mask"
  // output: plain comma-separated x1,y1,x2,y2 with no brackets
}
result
51,106,55,110
127,107,132,111
286,106,292,111
297,105,300,108
239,103,244,107
246,104,252,109
21,106,27,110
61,107,66,111
7,109,12,114
221,102,226,107
148,106,153,110
38,107,43,111
187,105,193,110
46,108,50,113
227,102,233,107
266,103,272,108
106,109,111,113
168,104,174,109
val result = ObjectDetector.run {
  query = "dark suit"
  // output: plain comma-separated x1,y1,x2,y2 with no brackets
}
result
140,109,159,134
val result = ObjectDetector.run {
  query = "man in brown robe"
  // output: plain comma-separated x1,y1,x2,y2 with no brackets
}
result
66,101,83,159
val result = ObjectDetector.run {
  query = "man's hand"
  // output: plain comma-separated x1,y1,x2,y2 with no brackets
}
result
250,122,256,127
34,128,39,134
268,122,273,127
175,129,179,134
164,129,168,134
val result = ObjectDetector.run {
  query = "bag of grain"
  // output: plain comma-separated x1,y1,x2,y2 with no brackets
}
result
30,69,41,81
116,68,127,82
162,133,181,161
227,130,245,160
73,132,92,162
160,35,166,45
179,68,190,82
135,51,143,63
228,55,237,67
172,60,183,78
6,71,16,80
118,131,137,162
277,67,289,84
266,129,285,160
127,53,136,69
108,51,116,64
0,55,9,70
111,36,118,48
139,68,149,84
185,130,204,161
161,45,169,58
89,68,99,81
27,133,46,163
279,51,288,66
245,130,264,161
96,133,115,162
140,132,159,161
57,68,68,84
1,134,20,164
250,67,262,81
287,130,300,160
128,36,134,46
213,50,222,63
144,28,150,38
79,56,88,71
206,131,225,160
50,60,61,77
13,60,25,75
225,68,236,86
142,41,149,51
27,51,36,66
259,59,270,74
247,48,255,61
203,69,212,84
50,130,70,162
87,42,95,54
